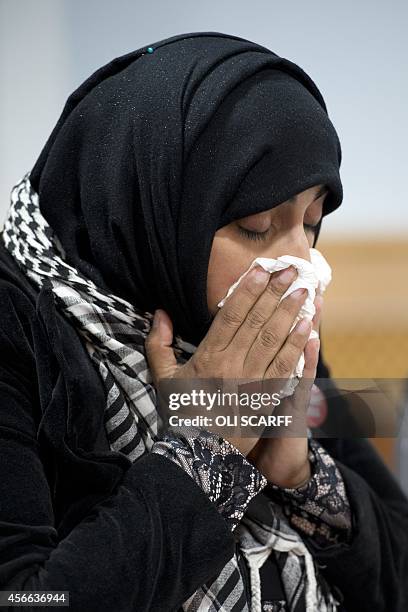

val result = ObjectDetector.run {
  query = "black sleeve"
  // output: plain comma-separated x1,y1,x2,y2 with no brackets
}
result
0,282,235,612
151,427,268,531
308,437,408,612
264,437,352,547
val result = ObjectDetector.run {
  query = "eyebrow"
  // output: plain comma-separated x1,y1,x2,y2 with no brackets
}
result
288,186,329,203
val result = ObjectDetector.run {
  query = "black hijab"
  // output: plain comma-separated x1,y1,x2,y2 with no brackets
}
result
30,31,343,348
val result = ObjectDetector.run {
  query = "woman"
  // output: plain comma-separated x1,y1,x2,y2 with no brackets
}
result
0,31,407,612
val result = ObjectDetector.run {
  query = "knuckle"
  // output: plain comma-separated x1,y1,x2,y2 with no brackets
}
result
221,306,243,328
242,281,261,299
246,308,267,329
191,348,215,377
290,333,308,351
273,355,292,376
265,279,285,300
258,327,281,350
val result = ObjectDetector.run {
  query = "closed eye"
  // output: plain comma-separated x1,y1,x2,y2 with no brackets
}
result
237,226,270,241
237,223,320,241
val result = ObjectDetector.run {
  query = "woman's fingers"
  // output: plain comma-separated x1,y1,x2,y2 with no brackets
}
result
312,292,323,334
144,309,179,386
241,284,308,375
303,337,320,379
287,336,320,431
202,265,271,351
285,292,321,397
264,317,312,379
230,266,298,353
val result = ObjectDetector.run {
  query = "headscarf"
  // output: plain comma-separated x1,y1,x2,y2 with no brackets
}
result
29,30,343,348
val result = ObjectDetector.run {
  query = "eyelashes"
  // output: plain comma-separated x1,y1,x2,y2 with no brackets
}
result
237,226,270,242
237,223,319,242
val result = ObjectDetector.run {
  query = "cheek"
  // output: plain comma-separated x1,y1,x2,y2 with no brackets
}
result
206,234,252,316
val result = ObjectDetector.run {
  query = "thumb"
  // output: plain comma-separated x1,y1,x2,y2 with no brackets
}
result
145,309,178,386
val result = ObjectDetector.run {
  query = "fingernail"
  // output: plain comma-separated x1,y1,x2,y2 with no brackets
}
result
310,338,321,357
309,336,320,349
251,266,270,285
153,309,162,329
296,317,311,334
277,266,297,284
290,288,307,300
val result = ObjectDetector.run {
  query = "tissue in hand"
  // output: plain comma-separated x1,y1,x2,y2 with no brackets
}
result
217,248,332,398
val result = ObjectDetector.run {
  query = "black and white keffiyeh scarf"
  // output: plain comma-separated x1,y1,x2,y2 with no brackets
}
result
1,175,340,612
2,174,197,461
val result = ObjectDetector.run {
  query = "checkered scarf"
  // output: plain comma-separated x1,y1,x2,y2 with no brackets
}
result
1,174,339,612
1,174,198,461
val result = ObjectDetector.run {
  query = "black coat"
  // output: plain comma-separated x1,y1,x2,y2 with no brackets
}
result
1,242,408,612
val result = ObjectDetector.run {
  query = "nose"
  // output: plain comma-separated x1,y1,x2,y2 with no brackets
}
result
265,226,312,262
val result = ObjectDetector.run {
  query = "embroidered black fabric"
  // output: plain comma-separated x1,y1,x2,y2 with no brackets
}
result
153,432,351,546
266,438,352,546
151,428,268,531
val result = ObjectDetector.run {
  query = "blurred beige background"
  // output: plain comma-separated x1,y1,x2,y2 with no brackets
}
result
318,237,408,469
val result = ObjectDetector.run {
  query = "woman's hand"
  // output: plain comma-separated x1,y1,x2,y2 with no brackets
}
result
145,264,313,459
246,292,323,488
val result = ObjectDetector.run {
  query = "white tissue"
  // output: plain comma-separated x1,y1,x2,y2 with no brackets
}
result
217,248,332,398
